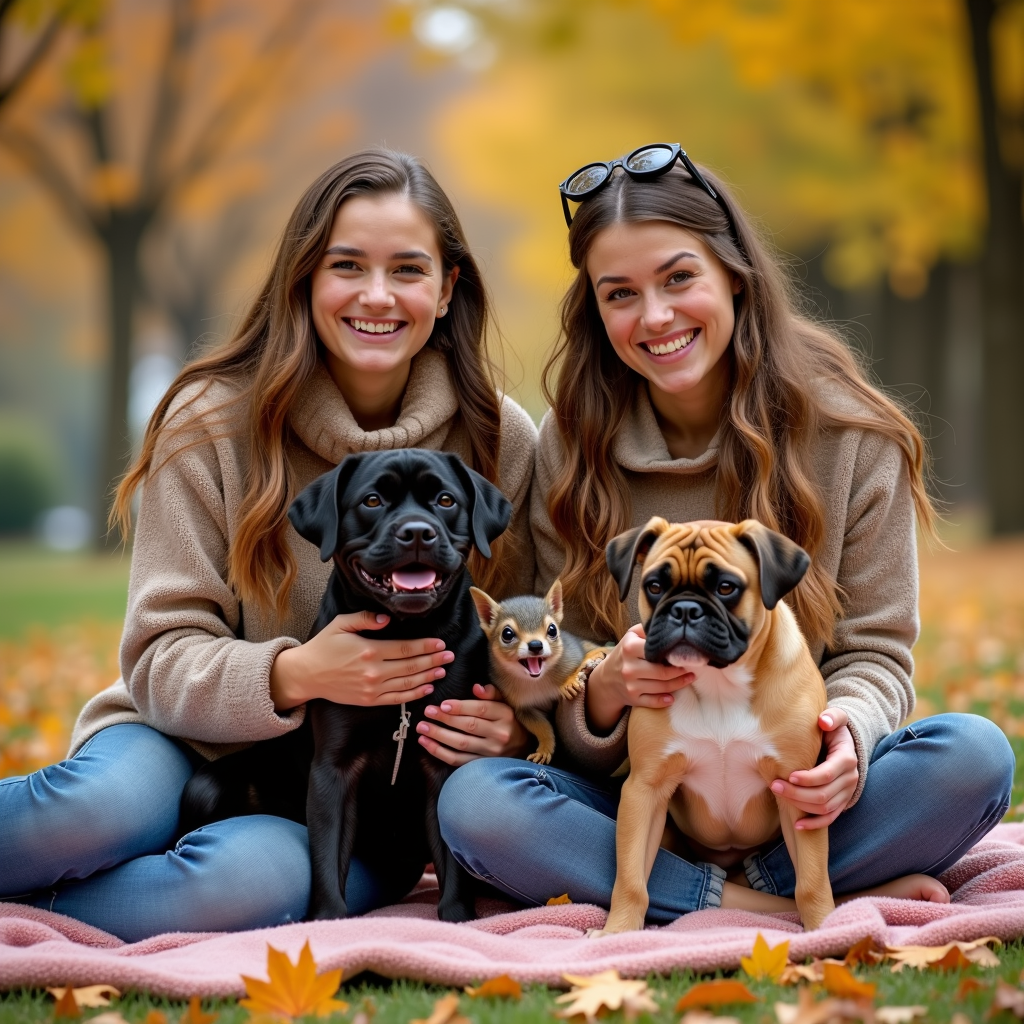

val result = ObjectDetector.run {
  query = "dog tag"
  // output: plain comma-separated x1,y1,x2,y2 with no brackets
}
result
391,703,412,785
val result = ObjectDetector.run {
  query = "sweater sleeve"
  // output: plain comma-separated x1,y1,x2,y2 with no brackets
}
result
118,415,305,746
820,430,918,806
493,395,539,599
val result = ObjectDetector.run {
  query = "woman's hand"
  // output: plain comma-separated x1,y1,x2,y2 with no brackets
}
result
416,683,530,767
585,624,696,732
770,707,860,829
269,611,452,710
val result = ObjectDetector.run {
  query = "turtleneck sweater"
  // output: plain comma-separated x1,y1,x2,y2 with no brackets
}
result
539,381,919,806
70,349,537,760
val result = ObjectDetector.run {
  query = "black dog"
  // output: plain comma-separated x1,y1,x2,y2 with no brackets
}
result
179,449,511,923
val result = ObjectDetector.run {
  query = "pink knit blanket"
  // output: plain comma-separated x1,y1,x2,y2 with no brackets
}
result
4,823,1024,996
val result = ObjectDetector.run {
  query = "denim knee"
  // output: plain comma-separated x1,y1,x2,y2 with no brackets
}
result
929,713,1014,814
438,757,515,863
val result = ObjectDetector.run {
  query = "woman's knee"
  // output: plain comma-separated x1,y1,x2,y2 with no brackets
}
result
915,713,1014,807
438,757,532,855
173,816,310,930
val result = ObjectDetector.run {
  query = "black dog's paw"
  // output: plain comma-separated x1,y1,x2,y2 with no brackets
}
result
179,769,228,836
307,893,349,921
437,897,477,923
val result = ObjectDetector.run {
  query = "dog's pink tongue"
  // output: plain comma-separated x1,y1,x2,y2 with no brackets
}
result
392,568,437,591
526,657,544,676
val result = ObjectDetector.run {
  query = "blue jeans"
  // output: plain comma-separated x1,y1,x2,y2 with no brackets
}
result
438,713,1014,924
0,724,423,941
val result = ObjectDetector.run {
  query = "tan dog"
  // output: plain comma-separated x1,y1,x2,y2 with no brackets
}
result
599,518,834,933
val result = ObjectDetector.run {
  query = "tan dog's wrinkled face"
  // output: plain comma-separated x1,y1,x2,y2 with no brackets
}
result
606,518,810,668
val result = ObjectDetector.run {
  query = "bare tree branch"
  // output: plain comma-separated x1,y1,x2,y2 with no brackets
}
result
0,122,98,234
0,14,61,110
151,0,320,206
138,0,196,199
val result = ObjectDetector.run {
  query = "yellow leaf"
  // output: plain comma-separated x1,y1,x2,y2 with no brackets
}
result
843,937,886,965
179,996,217,1024
52,988,80,1019
464,975,522,999
47,985,120,1009
547,894,572,905
741,933,790,981
410,993,470,1024
239,940,347,1020
556,970,659,1022
675,980,758,1010
821,964,876,1001
886,936,1001,972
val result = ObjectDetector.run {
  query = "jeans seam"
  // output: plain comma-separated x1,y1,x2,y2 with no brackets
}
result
701,863,726,909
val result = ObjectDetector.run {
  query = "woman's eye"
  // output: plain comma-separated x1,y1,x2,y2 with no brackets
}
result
547,623,558,638
645,579,662,595
500,626,516,643
606,287,634,301
718,581,736,596
668,270,693,285
328,260,359,271
363,494,382,508
437,493,455,508
395,264,426,275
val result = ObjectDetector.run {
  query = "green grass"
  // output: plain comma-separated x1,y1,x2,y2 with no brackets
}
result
2,947,1024,1022
0,541,130,638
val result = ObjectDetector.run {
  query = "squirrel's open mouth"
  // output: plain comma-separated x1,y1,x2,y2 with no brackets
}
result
519,657,546,677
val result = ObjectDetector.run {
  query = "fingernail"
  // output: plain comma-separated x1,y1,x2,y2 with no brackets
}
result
435,641,446,651
440,702,452,713
416,722,429,734
425,705,437,715
662,694,672,703
376,614,388,623
433,669,446,679
771,781,784,794
821,714,833,727
442,652,454,663
423,686,433,695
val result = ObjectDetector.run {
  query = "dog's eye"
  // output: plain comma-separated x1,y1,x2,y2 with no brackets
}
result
547,623,558,639
645,579,662,596
717,581,737,597
500,626,516,643
363,494,382,508
437,493,456,508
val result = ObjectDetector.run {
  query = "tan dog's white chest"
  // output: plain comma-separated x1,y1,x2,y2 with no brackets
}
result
663,663,777,841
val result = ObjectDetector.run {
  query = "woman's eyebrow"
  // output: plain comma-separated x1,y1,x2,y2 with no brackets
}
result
656,251,699,274
325,245,366,256
391,250,433,262
595,274,630,288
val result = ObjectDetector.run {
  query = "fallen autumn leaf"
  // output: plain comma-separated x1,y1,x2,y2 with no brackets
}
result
556,970,659,1022
239,940,347,1020
742,933,790,981
464,975,522,999
676,980,758,1010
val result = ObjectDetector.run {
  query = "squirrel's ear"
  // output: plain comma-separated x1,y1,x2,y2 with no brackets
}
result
469,586,501,632
546,578,564,623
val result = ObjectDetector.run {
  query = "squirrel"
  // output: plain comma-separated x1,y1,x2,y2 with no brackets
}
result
469,579,605,764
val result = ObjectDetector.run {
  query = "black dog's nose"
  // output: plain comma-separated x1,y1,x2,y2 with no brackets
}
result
527,640,544,654
395,520,437,547
670,600,705,623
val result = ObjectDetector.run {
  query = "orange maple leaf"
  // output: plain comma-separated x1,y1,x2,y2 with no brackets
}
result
547,894,572,905
954,977,985,1000
464,975,523,999
179,996,217,1024
53,987,80,1019
843,937,886,966
675,980,758,1010
822,963,876,1001
143,1012,169,1024
239,940,348,1020
741,933,790,981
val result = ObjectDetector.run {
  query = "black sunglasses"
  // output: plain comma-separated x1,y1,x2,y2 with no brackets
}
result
558,143,732,230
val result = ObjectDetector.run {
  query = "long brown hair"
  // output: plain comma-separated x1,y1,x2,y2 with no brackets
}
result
114,149,508,618
543,165,936,647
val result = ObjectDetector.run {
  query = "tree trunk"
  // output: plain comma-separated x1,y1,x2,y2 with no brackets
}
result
97,208,150,548
966,0,1024,533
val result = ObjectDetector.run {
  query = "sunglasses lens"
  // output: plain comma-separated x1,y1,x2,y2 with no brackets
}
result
565,163,609,196
626,145,675,173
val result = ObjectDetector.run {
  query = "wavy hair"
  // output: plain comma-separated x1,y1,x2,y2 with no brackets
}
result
543,165,936,646
113,149,508,619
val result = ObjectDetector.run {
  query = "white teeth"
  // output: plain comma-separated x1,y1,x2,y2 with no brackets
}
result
350,319,398,334
646,329,696,355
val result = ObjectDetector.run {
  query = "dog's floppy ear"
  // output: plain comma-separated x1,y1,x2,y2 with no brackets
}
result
735,520,810,610
446,455,512,559
287,454,365,561
605,517,669,602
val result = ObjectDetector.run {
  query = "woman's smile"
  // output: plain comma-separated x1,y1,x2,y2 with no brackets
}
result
639,326,700,359
343,317,407,339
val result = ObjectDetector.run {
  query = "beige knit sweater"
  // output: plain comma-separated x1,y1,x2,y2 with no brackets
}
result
540,383,918,804
70,349,538,759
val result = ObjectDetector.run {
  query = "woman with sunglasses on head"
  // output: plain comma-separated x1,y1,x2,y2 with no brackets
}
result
0,149,536,941
439,144,1014,921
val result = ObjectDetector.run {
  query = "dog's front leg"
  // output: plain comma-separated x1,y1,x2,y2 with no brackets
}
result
422,759,477,923
774,795,834,930
599,756,687,934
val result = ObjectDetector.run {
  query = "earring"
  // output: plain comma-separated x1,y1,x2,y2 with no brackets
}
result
438,305,447,316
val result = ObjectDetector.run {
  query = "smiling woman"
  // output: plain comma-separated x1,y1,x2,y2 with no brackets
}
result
0,150,538,942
